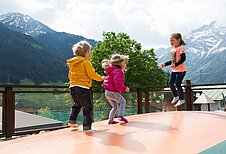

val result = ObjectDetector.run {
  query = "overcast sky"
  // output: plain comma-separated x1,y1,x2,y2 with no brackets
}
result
1,0,226,49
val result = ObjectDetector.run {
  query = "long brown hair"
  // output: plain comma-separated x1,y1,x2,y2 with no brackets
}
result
171,33,186,46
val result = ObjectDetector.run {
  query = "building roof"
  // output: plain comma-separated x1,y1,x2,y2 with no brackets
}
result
194,85,226,101
0,107,63,132
193,93,215,104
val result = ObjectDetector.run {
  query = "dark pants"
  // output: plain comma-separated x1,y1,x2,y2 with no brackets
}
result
69,86,93,130
168,71,186,100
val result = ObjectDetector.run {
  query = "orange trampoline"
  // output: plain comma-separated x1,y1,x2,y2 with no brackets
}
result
0,111,225,154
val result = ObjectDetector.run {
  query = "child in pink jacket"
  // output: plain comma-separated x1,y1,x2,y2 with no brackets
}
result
102,54,130,124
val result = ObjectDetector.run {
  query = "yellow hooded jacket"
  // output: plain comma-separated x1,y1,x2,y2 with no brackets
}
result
67,56,102,88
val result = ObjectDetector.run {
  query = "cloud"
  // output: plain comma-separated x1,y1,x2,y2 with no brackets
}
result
1,0,226,49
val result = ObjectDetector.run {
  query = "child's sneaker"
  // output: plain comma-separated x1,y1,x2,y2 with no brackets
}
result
171,96,179,104
174,100,185,107
68,123,79,128
118,116,128,123
108,121,119,125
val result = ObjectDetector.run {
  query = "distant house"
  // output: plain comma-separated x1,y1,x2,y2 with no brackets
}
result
193,85,226,111
161,85,226,112
0,107,63,132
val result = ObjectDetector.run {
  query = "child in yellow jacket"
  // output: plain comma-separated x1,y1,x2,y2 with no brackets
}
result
67,40,105,131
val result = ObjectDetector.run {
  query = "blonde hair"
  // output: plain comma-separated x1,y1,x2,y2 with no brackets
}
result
102,54,129,69
72,40,91,57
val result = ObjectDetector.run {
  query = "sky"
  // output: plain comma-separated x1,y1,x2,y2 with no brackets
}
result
1,0,226,49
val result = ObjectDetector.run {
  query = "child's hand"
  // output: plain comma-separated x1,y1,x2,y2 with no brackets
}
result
101,76,107,81
126,87,130,92
161,63,165,68
171,63,175,68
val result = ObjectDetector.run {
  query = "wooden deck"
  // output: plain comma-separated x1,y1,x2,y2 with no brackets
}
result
0,111,225,154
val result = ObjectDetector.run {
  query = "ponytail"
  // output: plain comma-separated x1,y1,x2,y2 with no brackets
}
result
171,33,186,46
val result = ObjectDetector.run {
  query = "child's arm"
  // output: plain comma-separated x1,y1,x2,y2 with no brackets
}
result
161,60,172,68
175,53,186,67
84,61,103,81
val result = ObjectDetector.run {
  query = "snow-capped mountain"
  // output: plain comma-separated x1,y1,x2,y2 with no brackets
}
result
0,12,97,84
155,21,226,84
1,12,225,84
0,12,96,60
0,12,54,36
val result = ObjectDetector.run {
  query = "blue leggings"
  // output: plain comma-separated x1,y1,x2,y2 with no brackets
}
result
168,71,186,100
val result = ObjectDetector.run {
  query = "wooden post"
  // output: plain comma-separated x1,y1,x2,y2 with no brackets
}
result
144,91,150,113
2,86,15,138
137,88,143,114
184,80,193,111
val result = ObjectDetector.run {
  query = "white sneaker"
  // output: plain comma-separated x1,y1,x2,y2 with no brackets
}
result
171,96,179,104
68,123,79,128
174,100,185,107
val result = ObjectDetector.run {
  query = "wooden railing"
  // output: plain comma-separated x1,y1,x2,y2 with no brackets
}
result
1,80,226,138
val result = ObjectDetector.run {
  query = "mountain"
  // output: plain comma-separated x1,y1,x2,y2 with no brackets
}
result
0,12,97,84
0,12,54,36
0,23,67,84
2,12,225,84
155,21,226,84
35,32,97,60
0,12,97,60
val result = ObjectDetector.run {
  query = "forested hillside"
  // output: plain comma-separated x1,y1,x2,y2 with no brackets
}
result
35,32,97,61
0,12,97,84
0,23,67,84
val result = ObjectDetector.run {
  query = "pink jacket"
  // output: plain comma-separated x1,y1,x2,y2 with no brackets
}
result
103,66,128,93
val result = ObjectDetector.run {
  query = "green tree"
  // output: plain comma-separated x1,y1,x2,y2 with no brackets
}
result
37,107,54,119
91,32,167,87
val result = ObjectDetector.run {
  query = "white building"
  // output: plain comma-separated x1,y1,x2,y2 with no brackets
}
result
193,85,226,111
